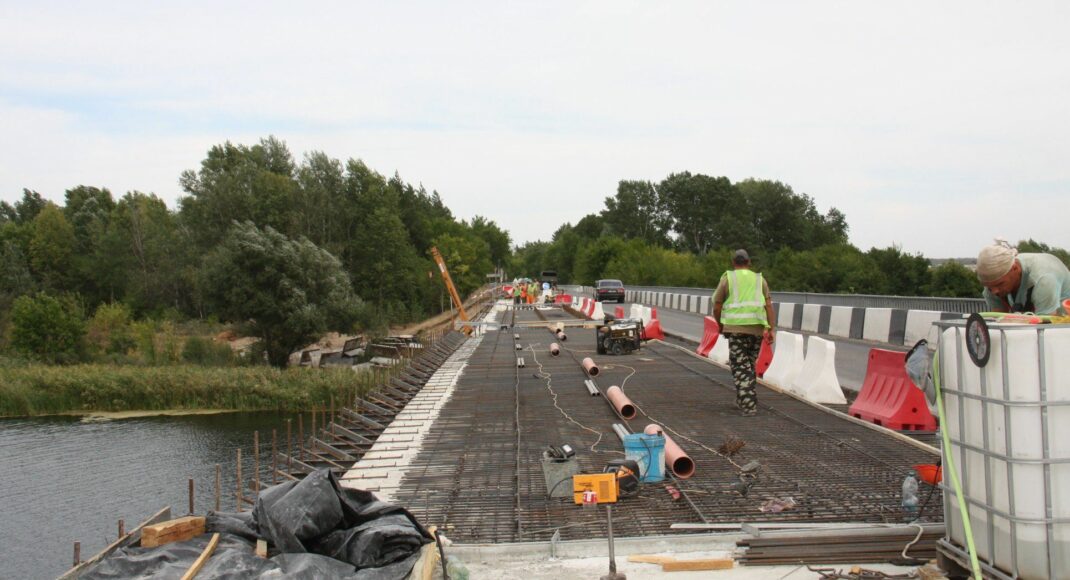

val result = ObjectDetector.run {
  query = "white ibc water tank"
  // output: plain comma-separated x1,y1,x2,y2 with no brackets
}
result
937,322,1070,579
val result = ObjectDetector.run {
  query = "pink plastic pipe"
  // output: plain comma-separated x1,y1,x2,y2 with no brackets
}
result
605,386,636,419
556,330,567,342
550,343,560,356
644,423,695,479
582,357,599,377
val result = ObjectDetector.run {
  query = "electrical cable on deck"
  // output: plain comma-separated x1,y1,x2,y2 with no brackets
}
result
528,345,622,456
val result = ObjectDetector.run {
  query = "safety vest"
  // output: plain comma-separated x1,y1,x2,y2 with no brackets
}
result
513,285,521,296
720,269,768,327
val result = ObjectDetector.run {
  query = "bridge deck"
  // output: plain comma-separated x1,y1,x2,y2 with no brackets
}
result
389,303,942,543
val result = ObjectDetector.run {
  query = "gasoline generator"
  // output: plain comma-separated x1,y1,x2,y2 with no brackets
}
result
595,317,644,356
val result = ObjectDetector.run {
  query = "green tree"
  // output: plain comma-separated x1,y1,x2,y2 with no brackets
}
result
469,215,512,267
10,293,85,363
29,203,76,291
930,261,983,298
202,221,364,367
602,180,671,246
660,172,751,254
866,246,931,296
85,302,135,356
179,136,299,248
432,231,493,296
737,179,847,252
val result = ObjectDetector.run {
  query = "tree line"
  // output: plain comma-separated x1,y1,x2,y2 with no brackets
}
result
1,136,508,365
512,173,1069,297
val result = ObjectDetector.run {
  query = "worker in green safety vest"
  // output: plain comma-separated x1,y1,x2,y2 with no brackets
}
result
713,249,776,416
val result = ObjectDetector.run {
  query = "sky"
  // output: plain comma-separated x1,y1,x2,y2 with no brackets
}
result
1,1,1068,258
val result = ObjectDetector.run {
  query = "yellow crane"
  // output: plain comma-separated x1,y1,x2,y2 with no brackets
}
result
430,246,472,335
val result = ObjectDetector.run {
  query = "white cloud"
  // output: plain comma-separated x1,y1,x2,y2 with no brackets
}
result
2,1,1068,258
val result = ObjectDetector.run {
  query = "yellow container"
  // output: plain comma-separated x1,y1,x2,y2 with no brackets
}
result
572,473,618,504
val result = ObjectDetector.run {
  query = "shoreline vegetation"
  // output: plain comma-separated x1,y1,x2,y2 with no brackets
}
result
0,364,376,418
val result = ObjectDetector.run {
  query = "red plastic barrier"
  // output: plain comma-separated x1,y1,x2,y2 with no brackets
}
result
642,318,665,341
848,348,937,431
554,294,572,304
584,299,596,318
614,306,625,319
696,316,720,357
651,307,659,320
756,335,773,377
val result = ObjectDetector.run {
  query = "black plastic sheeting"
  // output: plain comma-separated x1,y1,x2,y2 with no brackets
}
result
81,470,432,579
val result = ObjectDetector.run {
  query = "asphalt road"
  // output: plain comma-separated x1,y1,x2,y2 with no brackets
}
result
613,301,909,391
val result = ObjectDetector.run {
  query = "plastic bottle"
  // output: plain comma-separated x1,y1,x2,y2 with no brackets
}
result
902,471,919,518
446,555,470,580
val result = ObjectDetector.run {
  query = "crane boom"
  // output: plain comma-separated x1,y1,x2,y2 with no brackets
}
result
430,246,472,334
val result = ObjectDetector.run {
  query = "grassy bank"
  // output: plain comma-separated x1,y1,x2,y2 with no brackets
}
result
0,364,375,417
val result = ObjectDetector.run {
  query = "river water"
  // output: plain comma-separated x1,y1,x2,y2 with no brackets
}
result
0,412,307,580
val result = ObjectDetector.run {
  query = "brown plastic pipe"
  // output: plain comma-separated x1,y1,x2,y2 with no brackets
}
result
644,423,695,479
605,386,636,419
582,357,599,377
550,343,560,356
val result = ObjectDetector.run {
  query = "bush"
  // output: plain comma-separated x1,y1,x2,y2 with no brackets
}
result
0,364,375,416
182,336,237,366
9,293,85,363
86,303,135,356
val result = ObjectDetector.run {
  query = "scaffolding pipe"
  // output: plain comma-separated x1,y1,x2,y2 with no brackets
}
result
645,423,695,479
605,386,637,419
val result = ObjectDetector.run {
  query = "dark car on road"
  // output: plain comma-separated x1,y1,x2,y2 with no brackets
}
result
595,279,625,303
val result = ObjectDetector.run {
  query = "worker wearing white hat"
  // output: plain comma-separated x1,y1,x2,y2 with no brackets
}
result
976,239,1070,316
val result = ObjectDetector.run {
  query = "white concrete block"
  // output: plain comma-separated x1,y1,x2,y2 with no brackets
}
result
863,308,893,343
801,304,822,333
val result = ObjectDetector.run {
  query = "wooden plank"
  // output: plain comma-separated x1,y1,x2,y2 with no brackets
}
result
179,532,219,580
662,558,734,572
58,506,172,579
331,423,374,445
141,516,206,548
342,408,385,430
627,555,676,565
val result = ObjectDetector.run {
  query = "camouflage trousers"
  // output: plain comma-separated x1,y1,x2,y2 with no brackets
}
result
725,333,762,412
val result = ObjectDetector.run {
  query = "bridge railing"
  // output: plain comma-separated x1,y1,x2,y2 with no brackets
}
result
560,284,984,314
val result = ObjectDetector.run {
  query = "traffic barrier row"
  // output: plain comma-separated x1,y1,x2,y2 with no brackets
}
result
622,290,961,347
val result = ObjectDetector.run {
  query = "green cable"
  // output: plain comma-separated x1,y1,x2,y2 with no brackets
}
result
932,349,982,579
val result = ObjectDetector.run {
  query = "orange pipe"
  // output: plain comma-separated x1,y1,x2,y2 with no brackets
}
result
605,386,636,419
582,357,599,377
550,343,560,356
644,423,695,479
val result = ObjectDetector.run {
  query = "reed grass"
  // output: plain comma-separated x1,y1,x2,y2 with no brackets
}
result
0,364,377,417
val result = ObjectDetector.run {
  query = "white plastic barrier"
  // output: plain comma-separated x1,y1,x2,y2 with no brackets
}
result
640,306,652,326
905,310,942,347
708,335,729,365
801,304,822,333
789,336,846,404
863,308,893,343
777,303,796,330
590,301,605,321
762,331,804,390
827,306,853,338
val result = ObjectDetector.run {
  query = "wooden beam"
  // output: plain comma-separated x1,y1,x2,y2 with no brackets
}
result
179,533,219,580
627,555,675,565
661,558,734,572
141,516,206,548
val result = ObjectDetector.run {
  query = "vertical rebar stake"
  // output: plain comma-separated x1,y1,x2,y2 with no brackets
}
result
286,419,293,472
73,541,80,568
188,477,195,515
330,395,335,427
298,415,304,461
272,429,278,485
311,411,316,446
253,431,260,495
236,448,243,512
215,464,221,512
118,519,125,537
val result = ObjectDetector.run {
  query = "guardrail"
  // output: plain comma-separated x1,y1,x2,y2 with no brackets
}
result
560,285,984,314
